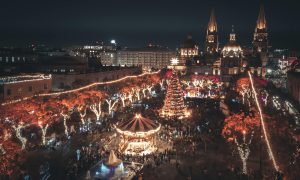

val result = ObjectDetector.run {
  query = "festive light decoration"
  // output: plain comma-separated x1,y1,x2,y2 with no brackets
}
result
170,58,179,65
38,122,49,145
1,70,160,106
119,93,127,107
146,85,153,95
116,114,161,155
38,70,160,97
222,112,260,174
12,123,27,150
105,99,119,115
133,88,141,101
248,71,279,171
261,90,269,106
61,113,70,136
90,102,102,123
235,131,254,174
159,79,165,90
160,70,189,119
0,74,51,84
78,107,87,125
183,76,223,99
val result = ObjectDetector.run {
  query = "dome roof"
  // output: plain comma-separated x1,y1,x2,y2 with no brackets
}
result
222,28,243,58
180,35,198,48
116,114,160,135
222,41,242,52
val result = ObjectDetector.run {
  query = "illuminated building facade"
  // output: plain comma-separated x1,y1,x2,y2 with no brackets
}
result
73,41,118,66
0,74,52,102
116,114,161,156
179,35,199,65
220,27,243,75
117,45,176,70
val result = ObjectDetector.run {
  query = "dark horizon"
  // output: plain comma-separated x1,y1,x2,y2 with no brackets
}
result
0,0,299,51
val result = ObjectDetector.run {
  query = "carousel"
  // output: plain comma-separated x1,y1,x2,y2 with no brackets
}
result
116,114,161,156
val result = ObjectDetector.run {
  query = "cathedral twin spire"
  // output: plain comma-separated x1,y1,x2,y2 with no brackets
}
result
207,9,217,34
205,9,219,54
256,4,267,30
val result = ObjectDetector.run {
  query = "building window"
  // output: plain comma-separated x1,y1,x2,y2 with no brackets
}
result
44,84,48,90
28,86,33,92
7,89,11,96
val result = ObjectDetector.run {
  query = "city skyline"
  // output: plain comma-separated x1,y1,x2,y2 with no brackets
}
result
0,0,299,51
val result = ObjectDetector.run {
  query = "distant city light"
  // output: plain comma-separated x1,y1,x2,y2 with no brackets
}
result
111,40,116,44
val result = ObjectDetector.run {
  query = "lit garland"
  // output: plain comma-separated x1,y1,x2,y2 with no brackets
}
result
248,71,279,171
0,74,51,84
235,131,254,174
105,99,119,115
12,123,28,150
61,113,70,136
90,102,102,122
183,78,223,99
78,107,87,125
119,93,127,107
38,122,49,145
38,70,160,97
1,70,161,106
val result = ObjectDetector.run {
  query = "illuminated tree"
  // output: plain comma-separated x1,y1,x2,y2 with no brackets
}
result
222,112,260,174
160,70,190,119
58,96,77,136
105,98,119,115
88,90,106,123
12,122,28,150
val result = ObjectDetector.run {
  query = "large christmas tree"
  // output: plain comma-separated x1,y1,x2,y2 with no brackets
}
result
160,70,189,119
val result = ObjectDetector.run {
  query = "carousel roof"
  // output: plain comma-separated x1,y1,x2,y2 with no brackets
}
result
117,114,160,133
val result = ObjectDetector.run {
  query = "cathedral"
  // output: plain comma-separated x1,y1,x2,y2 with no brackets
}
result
179,4,269,82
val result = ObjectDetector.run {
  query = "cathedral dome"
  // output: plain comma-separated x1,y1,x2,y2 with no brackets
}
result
222,27,243,58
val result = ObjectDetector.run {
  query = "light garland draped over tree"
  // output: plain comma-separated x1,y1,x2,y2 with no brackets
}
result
222,112,260,174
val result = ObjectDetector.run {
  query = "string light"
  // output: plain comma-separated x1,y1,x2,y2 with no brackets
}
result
105,99,119,115
12,123,28,150
90,102,102,122
248,71,279,171
37,70,160,97
235,131,254,174
38,122,49,145
1,70,160,106
0,74,51,84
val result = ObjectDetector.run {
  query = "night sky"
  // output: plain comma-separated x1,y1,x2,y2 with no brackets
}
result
0,0,299,50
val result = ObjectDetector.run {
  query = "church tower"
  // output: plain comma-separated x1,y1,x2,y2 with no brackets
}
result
253,5,268,61
205,9,219,54
253,4,268,76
